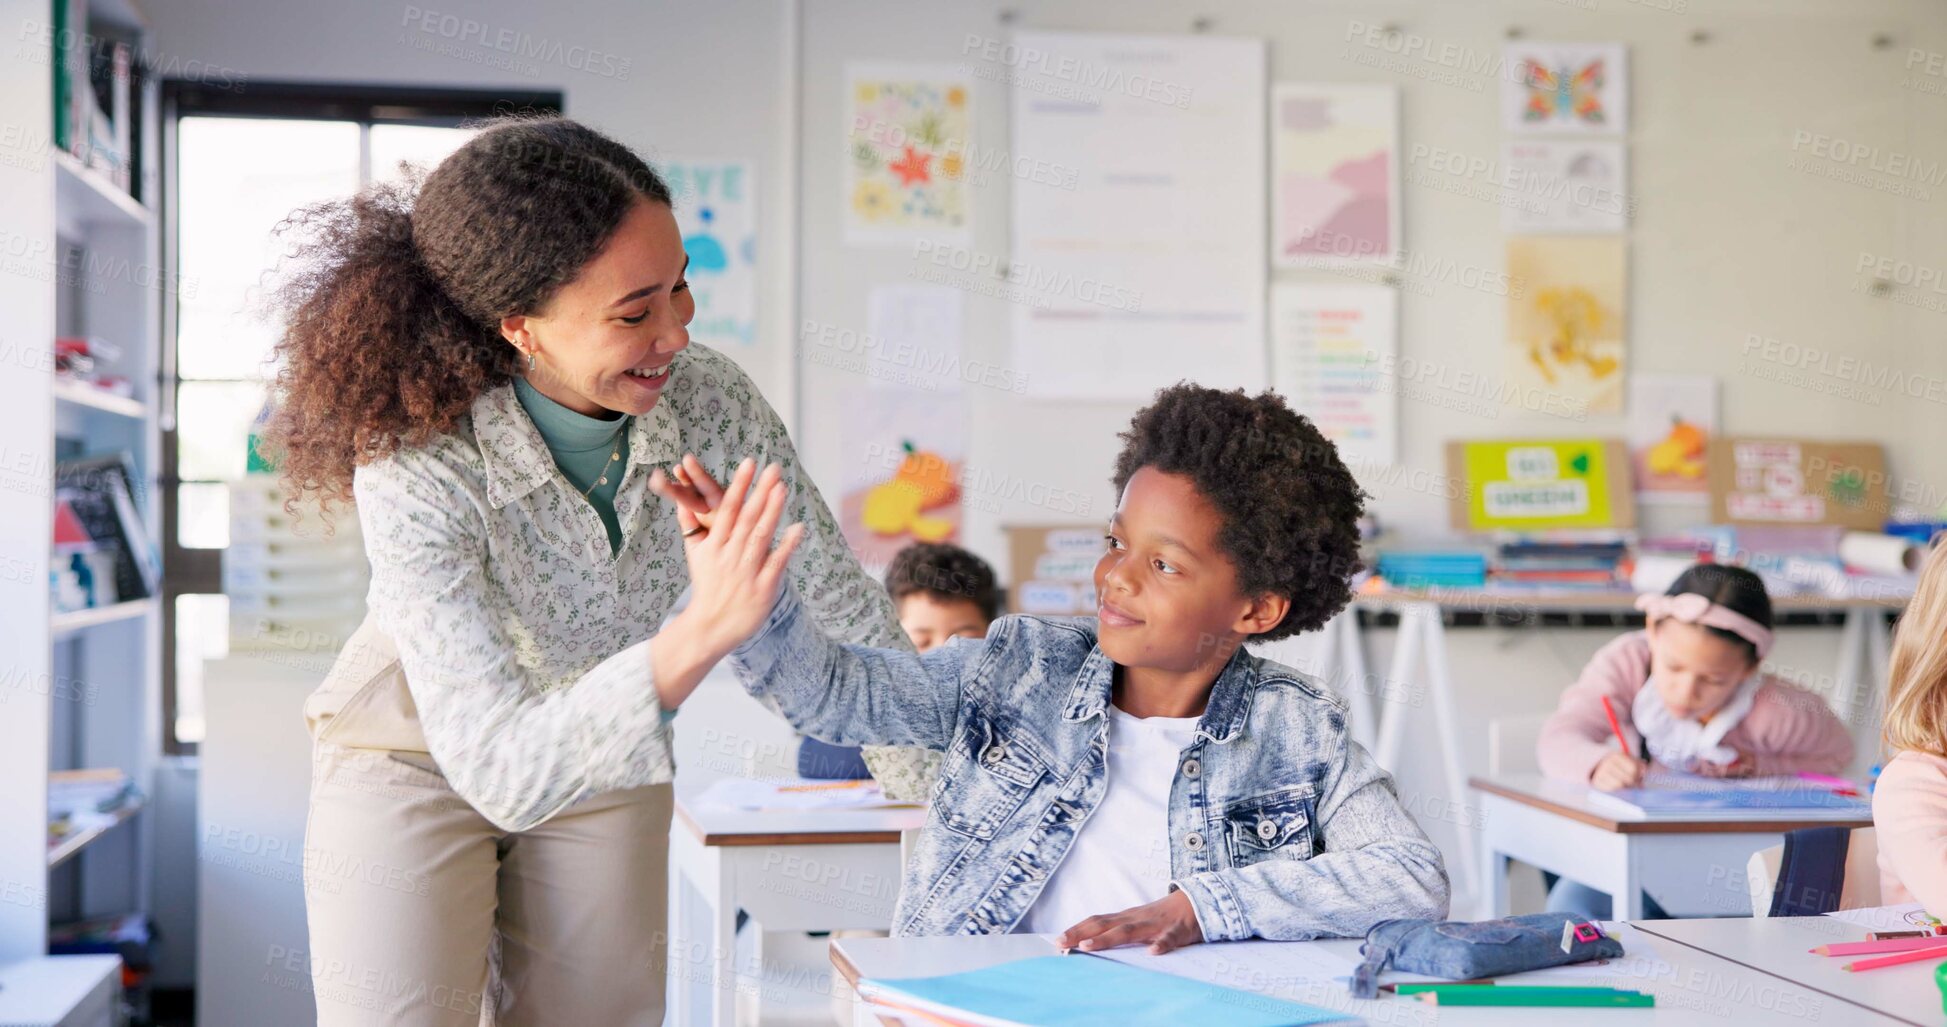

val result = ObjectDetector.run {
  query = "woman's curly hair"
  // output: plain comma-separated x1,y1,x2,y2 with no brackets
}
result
1110,383,1368,642
258,115,672,518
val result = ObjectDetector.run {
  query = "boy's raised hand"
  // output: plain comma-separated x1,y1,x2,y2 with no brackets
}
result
1058,891,1205,956
653,457,806,657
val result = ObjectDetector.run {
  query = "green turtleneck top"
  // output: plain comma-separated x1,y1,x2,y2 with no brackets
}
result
512,376,630,555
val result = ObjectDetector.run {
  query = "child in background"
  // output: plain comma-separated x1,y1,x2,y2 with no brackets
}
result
798,543,1000,779
1538,563,1855,915
657,384,1448,949
1875,540,1947,913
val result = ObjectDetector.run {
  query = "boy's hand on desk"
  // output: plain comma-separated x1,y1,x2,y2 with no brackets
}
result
1058,890,1204,956
657,457,805,657
1590,751,1647,791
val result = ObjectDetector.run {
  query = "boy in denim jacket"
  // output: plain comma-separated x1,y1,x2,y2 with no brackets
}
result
649,384,1449,953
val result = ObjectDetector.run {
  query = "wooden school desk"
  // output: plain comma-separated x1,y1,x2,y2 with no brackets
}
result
1635,915,1944,1027
668,792,926,1027
1472,774,1874,919
829,921,1902,1026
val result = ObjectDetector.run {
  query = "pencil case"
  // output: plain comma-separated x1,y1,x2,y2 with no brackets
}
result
1349,912,1625,999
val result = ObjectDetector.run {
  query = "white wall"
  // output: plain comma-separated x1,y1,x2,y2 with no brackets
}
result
797,0,1947,550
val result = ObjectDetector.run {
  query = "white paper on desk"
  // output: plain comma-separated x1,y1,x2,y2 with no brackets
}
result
1823,902,1940,933
694,776,915,812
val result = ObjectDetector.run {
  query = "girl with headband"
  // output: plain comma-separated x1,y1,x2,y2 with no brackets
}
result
1536,563,1854,917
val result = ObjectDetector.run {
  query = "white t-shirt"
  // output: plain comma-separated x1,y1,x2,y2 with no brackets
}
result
1017,705,1200,935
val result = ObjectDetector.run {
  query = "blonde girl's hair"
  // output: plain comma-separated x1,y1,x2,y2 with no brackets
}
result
1886,539,1947,756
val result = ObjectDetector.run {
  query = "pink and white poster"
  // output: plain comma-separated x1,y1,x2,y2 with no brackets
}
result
1271,84,1398,266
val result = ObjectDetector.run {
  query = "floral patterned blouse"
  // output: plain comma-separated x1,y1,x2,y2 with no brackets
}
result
353,343,939,832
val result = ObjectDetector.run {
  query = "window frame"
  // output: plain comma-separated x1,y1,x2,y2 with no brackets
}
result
159,82,562,754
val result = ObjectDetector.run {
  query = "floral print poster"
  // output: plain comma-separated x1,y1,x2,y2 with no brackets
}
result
844,64,972,245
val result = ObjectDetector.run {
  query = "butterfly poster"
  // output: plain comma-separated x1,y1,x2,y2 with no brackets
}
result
844,64,972,245
1503,42,1627,135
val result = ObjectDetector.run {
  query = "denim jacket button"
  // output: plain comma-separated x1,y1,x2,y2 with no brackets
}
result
1256,818,1277,841
983,743,1007,766
1182,758,1201,778
1184,831,1205,851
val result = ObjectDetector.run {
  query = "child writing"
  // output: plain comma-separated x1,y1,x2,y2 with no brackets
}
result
1875,539,1947,913
1539,564,1853,790
1538,563,1854,916
644,384,1449,951
798,543,1000,779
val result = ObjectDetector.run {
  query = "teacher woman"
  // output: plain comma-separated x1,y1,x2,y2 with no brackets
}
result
260,116,934,1025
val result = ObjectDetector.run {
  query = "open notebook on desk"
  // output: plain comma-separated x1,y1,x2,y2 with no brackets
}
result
1585,770,1870,819
858,951,1356,1027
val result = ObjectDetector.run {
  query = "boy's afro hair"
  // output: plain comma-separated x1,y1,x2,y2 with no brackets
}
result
1111,383,1367,642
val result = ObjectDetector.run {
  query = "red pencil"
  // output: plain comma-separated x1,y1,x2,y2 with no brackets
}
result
1601,696,1630,755
1841,942,1947,972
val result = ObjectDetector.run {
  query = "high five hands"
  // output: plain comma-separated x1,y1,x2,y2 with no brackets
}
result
645,456,804,708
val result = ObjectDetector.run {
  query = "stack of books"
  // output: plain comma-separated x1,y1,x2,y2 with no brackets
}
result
1492,539,1628,590
1374,550,1488,590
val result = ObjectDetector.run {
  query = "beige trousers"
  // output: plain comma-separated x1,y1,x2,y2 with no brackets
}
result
302,617,671,1026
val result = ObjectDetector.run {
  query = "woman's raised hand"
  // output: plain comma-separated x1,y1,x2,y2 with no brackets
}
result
647,453,730,533
656,457,805,657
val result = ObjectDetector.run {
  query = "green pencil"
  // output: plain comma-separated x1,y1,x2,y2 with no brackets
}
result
1415,986,1654,1007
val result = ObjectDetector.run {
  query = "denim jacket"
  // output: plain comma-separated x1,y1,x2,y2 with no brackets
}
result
730,584,1451,940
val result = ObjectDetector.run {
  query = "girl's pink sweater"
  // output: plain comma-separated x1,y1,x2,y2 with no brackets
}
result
1536,631,1855,783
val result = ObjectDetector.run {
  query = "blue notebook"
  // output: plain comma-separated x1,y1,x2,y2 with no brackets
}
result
1589,785,1870,818
859,954,1354,1026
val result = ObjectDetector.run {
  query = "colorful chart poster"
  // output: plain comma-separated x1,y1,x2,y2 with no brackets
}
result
1447,438,1635,531
661,159,756,347
1009,31,1266,399
837,384,966,567
1627,374,1716,501
1271,84,1398,265
1270,283,1397,467
844,64,972,245
1503,42,1628,135
1506,236,1628,416
1707,438,1889,530
1501,140,1628,234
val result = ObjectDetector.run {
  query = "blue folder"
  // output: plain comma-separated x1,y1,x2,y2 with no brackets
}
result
1595,786,1870,816
861,954,1354,1026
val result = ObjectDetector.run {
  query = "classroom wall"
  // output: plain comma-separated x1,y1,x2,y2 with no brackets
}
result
797,0,1947,551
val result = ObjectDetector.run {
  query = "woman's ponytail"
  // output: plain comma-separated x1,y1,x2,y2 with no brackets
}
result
257,114,673,520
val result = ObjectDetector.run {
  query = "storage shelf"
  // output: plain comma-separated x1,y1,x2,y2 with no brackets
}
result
53,151,151,231
53,378,146,420
46,798,144,869
50,598,156,639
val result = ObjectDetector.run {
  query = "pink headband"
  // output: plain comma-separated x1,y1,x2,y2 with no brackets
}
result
1635,592,1774,661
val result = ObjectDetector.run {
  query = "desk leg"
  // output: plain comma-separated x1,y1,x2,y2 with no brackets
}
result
1610,842,1648,921
1865,608,1892,756
1481,839,1511,918
670,830,699,1027
1337,610,1377,753
1417,605,1480,912
1832,608,1867,731
1372,604,1423,773
710,855,737,1027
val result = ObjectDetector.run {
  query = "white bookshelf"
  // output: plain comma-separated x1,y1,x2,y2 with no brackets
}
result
0,0,161,1020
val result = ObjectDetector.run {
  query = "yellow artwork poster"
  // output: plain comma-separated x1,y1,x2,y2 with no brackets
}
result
1506,236,1627,415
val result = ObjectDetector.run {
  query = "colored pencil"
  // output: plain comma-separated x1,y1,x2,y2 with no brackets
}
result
1812,936,1947,956
1601,696,1630,755
1414,986,1653,1007
1840,942,1947,972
